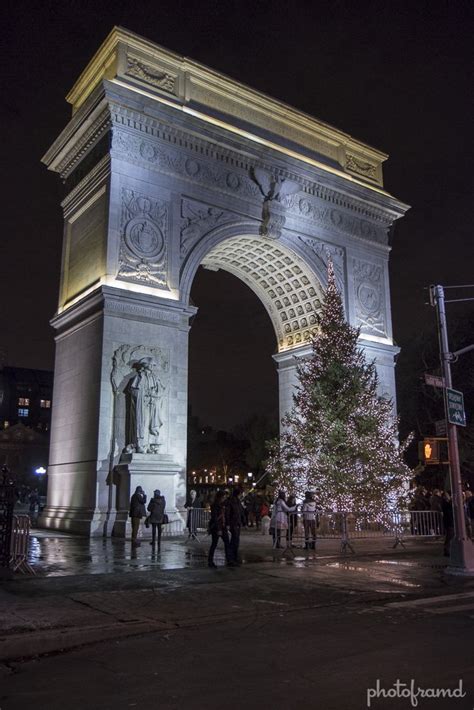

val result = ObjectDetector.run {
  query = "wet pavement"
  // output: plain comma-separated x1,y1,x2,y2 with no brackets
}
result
2,531,474,709
25,527,452,588
3,527,474,710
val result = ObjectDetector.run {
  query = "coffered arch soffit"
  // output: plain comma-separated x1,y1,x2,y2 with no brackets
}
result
181,223,331,353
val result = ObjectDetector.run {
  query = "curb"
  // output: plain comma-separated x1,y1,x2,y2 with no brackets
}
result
0,620,170,663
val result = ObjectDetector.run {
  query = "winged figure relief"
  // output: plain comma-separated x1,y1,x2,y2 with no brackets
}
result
251,167,300,238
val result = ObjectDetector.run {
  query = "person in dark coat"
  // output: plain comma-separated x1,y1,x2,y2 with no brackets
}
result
129,485,147,547
225,486,246,565
208,491,229,567
287,494,298,545
441,491,454,556
147,489,166,551
185,489,201,538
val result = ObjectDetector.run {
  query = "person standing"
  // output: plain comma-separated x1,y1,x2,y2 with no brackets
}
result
271,491,297,549
28,488,40,519
467,491,474,540
208,491,229,567
147,489,166,552
225,487,246,566
441,491,454,557
302,491,317,549
185,489,200,538
129,485,147,547
287,494,298,546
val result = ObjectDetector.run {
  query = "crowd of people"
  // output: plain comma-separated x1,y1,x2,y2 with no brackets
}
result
409,485,474,555
128,485,321,566
129,483,474,563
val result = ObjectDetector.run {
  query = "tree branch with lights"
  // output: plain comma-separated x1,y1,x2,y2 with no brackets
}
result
266,261,412,515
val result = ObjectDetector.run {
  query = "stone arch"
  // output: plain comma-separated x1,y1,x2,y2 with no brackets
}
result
41,28,407,536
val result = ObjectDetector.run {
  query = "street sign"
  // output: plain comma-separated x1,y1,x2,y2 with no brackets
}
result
424,373,445,388
446,388,466,427
435,419,447,436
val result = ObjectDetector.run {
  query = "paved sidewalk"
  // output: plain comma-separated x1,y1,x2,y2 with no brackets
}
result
3,531,472,664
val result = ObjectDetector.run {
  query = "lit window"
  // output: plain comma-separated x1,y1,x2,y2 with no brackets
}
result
18,397,30,406
40,400,51,409
18,408,29,418
3,421,9,429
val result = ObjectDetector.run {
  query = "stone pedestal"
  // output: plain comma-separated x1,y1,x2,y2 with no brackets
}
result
112,452,183,537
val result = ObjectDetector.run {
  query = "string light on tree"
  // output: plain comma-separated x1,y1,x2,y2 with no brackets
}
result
265,260,412,516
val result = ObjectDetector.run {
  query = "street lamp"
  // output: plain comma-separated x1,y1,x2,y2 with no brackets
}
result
35,466,47,475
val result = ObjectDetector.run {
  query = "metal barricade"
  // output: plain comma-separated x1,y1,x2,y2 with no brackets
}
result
270,508,444,554
407,510,444,537
185,507,211,542
10,514,35,575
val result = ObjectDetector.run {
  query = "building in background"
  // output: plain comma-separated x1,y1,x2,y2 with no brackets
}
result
0,365,52,487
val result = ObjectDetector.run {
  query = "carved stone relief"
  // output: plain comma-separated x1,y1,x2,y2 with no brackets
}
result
180,199,237,258
345,154,377,180
298,238,345,295
112,129,261,203
283,192,385,244
118,189,168,287
353,259,387,338
111,344,170,456
111,121,387,247
125,56,176,94
251,167,300,239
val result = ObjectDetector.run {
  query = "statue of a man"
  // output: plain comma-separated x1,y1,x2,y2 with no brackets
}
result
127,357,163,453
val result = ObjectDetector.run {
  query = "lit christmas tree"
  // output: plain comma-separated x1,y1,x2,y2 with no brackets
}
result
267,261,412,515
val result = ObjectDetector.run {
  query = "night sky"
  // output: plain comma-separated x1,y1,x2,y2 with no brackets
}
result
2,0,472,430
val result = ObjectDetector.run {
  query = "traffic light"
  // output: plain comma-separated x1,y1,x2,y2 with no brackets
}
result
418,438,440,464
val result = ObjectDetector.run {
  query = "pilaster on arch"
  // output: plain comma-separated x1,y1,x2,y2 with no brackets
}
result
180,221,328,353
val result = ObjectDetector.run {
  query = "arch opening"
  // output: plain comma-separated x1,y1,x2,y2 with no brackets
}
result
189,268,279,432
200,236,325,351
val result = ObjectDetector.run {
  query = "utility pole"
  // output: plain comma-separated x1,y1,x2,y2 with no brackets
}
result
430,285,474,574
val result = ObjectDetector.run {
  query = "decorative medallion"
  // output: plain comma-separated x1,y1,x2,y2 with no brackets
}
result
353,259,387,337
124,217,164,260
118,189,168,287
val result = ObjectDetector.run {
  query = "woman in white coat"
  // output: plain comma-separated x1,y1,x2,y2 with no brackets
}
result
271,491,297,548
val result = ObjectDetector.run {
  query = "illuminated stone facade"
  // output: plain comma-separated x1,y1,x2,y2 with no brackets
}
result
41,27,408,535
